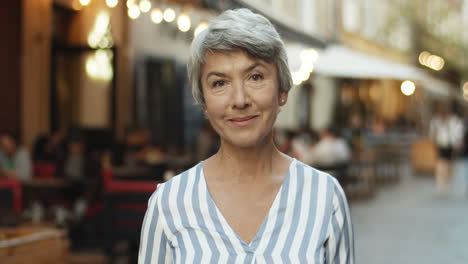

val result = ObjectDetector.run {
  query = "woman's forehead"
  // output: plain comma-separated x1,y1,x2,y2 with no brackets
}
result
202,49,273,73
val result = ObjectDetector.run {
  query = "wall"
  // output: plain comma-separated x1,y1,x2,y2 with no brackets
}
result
340,0,411,58
311,76,337,131
276,84,301,129
21,0,53,147
130,10,195,64
0,1,21,134
67,1,130,138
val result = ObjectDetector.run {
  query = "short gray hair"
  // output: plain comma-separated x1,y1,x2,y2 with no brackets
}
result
188,8,293,105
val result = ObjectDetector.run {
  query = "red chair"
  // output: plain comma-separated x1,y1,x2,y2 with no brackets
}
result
33,162,57,180
0,178,23,213
101,168,161,263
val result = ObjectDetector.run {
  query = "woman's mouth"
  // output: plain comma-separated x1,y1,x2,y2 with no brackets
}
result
229,115,258,127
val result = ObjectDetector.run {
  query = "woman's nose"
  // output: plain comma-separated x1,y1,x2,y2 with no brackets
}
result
231,81,251,109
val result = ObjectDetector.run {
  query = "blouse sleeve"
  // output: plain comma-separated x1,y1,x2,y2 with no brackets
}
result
326,179,355,264
139,184,172,264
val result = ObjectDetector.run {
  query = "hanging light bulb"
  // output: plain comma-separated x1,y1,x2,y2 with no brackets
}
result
177,14,191,32
126,0,135,8
194,22,208,36
79,0,91,6
163,8,176,22
128,5,140,19
401,80,416,96
139,0,151,13
106,0,118,8
151,8,163,24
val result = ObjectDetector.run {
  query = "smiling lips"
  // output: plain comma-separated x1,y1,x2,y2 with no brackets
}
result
228,115,258,127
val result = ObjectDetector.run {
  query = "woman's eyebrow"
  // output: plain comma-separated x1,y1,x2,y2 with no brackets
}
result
243,62,266,74
205,61,267,80
205,71,227,80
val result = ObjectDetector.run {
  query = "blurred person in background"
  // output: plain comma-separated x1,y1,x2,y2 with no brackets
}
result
116,127,164,166
342,112,364,152
139,8,353,263
32,127,67,164
0,131,32,181
62,138,86,181
429,102,465,193
276,129,300,159
462,112,468,196
112,126,167,180
309,127,351,169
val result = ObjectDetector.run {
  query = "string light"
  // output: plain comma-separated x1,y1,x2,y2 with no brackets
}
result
86,50,113,81
79,0,91,6
88,12,111,48
418,51,444,71
291,72,305,85
139,0,151,13
194,22,208,36
128,5,140,19
163,8,176,22
151,8,163,24
177,14,191,32
300,48,319,63
401,80,416,96
106,0,118,8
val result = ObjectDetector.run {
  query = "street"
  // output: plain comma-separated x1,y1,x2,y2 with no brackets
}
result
351,160,468,264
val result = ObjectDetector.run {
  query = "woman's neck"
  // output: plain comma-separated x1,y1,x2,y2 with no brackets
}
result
207,136,289,184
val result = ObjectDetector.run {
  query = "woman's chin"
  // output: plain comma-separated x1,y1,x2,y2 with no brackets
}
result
222,134,272,150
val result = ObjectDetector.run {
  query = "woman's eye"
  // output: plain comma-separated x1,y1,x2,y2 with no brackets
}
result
250,74,263,81
212,80,225,87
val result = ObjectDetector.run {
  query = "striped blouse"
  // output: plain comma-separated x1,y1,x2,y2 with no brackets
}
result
139,159,354,264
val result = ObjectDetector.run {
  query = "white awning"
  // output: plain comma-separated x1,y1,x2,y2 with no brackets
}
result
314,45,424,80
314,45,455,97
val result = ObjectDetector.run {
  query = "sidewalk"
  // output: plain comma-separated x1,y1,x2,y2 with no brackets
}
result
350,160,468,264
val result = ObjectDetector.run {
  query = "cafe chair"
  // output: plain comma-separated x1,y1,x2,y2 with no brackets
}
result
0,178,22,214
101,168,161,263
33,161,57,180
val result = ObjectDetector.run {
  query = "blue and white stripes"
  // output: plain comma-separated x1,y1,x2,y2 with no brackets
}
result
139,159,354,264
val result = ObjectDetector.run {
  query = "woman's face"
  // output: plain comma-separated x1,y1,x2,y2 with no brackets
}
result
200,50,288,149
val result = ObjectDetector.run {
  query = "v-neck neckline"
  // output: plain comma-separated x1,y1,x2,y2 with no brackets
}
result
199,158,296,250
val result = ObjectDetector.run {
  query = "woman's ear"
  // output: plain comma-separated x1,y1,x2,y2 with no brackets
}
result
202,106,209,119
279,92,288,106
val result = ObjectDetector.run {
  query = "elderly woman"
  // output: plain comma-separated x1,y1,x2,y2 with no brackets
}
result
139,9,354,264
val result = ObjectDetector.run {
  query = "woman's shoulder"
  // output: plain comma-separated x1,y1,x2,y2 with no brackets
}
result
293,160,349,215
152,162,202,200
293,159,343,192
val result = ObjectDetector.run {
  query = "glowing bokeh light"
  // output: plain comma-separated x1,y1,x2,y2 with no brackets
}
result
163,8,176,22
151,8,163,24
419,51,444,71
194,22,208,37
401,80,416,96
300,48,319,63
86,50,113,81
106,0,118,8
139,0,151,13
79,0,91,6
128,5,141,19
177,14,191,32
